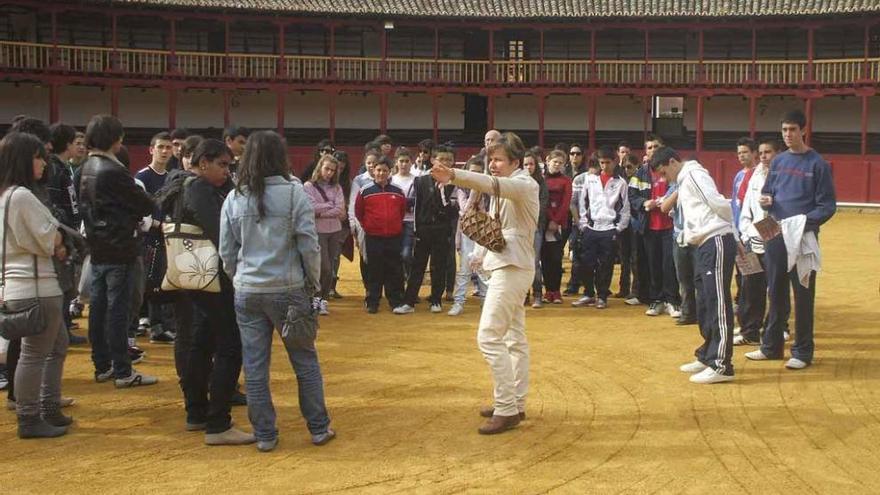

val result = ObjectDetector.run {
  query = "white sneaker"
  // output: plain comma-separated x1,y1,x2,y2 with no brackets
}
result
392,304,414,315
645,302,663,316
571,296,596,307
689,367,734,384
624,297,641,306
744,350,770,361
783,331,791,341
667,304,681,318
785,358,810,370
447,303,464,316
430,303,442,313
680,360,708,374
733,334,759,346
734,326,742,336
319,299,329,316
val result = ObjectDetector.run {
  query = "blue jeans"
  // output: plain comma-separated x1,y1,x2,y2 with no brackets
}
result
89,262,135,378
234,289,331,442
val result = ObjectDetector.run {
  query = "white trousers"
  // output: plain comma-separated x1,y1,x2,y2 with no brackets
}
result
477,265,533,416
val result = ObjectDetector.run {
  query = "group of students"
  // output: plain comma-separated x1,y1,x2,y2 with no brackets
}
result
0,105,836,445
1,115,334,451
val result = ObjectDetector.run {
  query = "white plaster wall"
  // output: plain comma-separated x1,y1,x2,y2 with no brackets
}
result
387,93,464,129
545,95,588,130
871,96,880,133
228,90,276,128
285,91,330,128
58,85,110,125
495,94,537,129
336,93,380,129
813,96,870,132
703,96,750,131
176,89,224,128
755,96,804,131
596,95,645,131
118,88,167,128
0,82,49,122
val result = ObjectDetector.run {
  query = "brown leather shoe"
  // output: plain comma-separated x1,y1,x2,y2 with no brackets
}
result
478,414,521,435
479,406,525,420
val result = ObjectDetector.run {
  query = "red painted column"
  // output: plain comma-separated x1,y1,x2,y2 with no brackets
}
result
804,97,814,147
697,30,705,82
380,26,388,80
642,94,651,144
696,95,704,154
539,29,545,82
487,93,495,130
643,28,650,80
863,24,871,80
110,13,118,71
167,86,177,129
110,85,119,117
433,27,439,80
861,94,868,157
223,90,231,127
487,28,495,82
748,95,757,139
328,91,337,143
277,23,286,77
224,18,231,76
49,83,59,123
431,93,439,143
750,26,757,81
588,94,597,152
50,9,58,68
537,93,546,149
806,27,815,82
379,91,388,134
276,88,285,135
168,17,177,73
589,29,597,80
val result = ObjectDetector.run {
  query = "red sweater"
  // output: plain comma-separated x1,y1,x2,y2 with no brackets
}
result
545,173,572,226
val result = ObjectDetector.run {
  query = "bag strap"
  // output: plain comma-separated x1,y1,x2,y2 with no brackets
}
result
313,182,331,203
491,177,502,219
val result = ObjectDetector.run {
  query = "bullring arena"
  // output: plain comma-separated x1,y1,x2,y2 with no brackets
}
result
2,210,878,494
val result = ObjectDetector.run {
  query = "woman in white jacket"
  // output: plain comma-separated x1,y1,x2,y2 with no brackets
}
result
431,133,539,435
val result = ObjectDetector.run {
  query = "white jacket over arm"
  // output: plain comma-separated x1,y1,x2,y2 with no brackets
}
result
451,168,539,272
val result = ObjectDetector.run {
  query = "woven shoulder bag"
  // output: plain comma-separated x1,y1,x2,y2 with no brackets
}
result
460,176,506,253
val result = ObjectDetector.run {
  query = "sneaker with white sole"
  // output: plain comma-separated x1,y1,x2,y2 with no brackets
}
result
645,302,663,316
783,331,790,341
571,296,596,307
624,296,641,306
689,367,734,384
430,303,442,313
447,303,464,316
531,298,543,309
680,360,708,374
667,304,681,318
595,299,607,309
319,299,329,316
785,358,810,370
94,368,114,383
114,370,159,388
392,304,414,315
744,350,771,361
733,335,759,346
205,427,257,446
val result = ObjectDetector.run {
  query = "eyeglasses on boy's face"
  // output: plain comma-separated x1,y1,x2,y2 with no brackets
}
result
570,151,582,156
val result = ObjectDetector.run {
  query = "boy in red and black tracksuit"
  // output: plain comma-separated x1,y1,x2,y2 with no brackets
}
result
354,159,407,313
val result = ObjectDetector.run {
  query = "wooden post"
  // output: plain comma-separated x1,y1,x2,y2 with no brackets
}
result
49,83,59,123
750,26,757,81
380,26,388,80
863,24,871,80
276,88,285,136
589,29,597,80
433,27,439,80
697,30,705,82
539,28,545,81
50,10,58,68
110,13,118,71
379,91,388,134
224,18,231,76
860,94,868,156
643,28,650,80
487,93,495,130
167,86,177,129
588,94,597,152
804,97,814,147
277,23,286,77
328,90,337,143
537,93,546,149
110,85,119,117
806,27,815,82
696,95,704,154
642,95,651,144
748,95,757,139
432,93,439,143
168,17,177,73
223,90,231,127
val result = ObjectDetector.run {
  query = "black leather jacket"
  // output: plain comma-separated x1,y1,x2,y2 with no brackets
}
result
79,152,155,264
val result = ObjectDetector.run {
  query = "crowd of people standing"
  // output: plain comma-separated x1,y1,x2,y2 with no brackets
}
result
0,106,836,441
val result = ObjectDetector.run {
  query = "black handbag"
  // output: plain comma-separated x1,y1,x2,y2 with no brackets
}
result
0,187,46,340
280,181,319,346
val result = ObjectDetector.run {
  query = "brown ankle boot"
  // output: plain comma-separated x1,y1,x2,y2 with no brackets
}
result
478,414,521,435
479,406,525,420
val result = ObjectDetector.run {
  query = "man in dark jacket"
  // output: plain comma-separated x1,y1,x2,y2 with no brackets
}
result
79,115,159,388
396,145,458,314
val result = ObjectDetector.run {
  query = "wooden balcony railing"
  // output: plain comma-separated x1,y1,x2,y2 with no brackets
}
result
1,41,878,88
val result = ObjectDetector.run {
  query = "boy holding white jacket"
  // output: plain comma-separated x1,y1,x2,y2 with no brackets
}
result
650,147,737,385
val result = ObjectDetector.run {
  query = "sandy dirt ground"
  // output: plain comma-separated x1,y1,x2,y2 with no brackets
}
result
1,211,879,494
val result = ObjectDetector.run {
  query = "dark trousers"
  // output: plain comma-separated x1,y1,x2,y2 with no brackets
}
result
693,234,736,375
182,287,242,433
737,253,768,343
761,235,817,362
5,339,19,400
633,230,649,301
579,228,616,300
643,229,680,305
365,235,404,309
673,242,698,321
541,239,565,292
89,262,135,379
617,226,634,296
565,228,581,293
173,292,196,381
404,227,451,306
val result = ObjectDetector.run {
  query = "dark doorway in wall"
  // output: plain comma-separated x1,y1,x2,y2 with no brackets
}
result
464,94,488,140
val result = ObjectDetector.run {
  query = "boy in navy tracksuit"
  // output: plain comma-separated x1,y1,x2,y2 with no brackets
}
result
651,147,737,384
746,110,836,370
354,159,408,313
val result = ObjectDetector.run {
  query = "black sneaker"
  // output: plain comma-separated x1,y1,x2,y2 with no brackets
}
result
150,331,175,344
68,333,88,345
129,346,145,364
367,306,378,314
